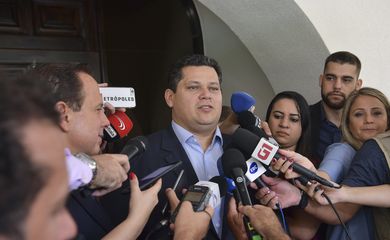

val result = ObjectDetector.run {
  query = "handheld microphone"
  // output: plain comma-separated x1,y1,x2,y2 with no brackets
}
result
120,136,148,162
225,177,236,194
237,110,262,130
222,148,252,206
232,128,337,188
231,91,256,113
222,148,262,240
103,111,133,142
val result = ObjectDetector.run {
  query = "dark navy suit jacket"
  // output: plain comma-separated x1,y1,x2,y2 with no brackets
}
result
102,125,233,240
67,125,233,240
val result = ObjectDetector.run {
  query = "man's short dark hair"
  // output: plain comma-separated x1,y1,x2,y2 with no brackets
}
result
0,73,59,238
33,63,93,111
167,54,222,92
324,51,361,77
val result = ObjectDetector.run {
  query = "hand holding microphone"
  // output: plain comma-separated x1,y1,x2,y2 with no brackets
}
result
169,176,227,223
222,148,263,239
87,153,130,196
84,136,148,196
166,188,214,240
232,128,339,188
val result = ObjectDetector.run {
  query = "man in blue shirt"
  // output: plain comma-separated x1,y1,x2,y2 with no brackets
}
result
106,54,231,240
310,51,362,167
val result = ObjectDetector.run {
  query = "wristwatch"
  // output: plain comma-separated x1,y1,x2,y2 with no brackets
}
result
75,152,98,184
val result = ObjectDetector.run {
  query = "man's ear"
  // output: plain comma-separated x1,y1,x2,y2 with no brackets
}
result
164,89,175,108
55,101,72,132
356,78,363,90
319,74,323,87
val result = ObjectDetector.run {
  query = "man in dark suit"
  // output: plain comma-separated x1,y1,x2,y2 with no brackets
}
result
309,51,362,167
34,64,132,239
106,54,231,239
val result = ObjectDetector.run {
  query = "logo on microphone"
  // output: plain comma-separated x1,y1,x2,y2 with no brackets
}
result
249,162,258,174
245,158,267,182
252,138,279,165
236,176,244,183
113,114,126,130
105,125,117,138
257,142,273,161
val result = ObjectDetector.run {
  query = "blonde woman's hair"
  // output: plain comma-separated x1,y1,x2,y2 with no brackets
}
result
341,87,390,149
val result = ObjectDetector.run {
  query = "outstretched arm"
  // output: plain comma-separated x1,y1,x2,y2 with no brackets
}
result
102,173,161,240
311,184,390,208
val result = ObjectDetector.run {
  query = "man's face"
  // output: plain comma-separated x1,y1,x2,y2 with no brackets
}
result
68,72,109,155
320,62,362,110
165,66,222,134
23,120,76,240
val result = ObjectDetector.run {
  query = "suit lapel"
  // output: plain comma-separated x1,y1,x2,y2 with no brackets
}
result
160,125,198,184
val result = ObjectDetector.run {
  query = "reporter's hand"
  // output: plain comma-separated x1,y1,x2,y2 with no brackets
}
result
260,120,272,136
307,183,342,205
172,201,214,240
101,173,161,240
166,188,214,240
165,188,180,212
98,83,126,114
238,205,290,240
90,154,130,196
128,173,161,228
255,176,301,209
271,149,317,179
227,198,248,240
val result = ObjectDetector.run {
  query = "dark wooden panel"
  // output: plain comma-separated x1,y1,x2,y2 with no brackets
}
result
0,49,102,82
0,0,30,34
32,0,83,37
0,63,30,80
0,34,84,50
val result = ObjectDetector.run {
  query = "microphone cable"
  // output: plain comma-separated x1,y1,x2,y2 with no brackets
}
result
276,203,289,234
145,219,170,240
295,177,349,238
321,191,352,240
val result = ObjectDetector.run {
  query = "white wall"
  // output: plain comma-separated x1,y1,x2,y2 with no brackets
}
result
196,0,330,107
295,0,390,97
194,1,275,117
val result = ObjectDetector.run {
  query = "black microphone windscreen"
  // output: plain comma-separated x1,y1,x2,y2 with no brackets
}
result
121,136,148,160
232,128,261,159
222,148,248,179
237,111,257,128
130,135,148,150
209,176,228,198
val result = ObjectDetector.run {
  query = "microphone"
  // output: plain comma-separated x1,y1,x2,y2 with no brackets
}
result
237,110,262,130
232,128,337,188
222,148,262,239
120,136,148,161
195,176,228,208
236,111,312,186
225,177,236,194
222,148,252,206
237,110,279,145
231,91,256,113
103,111,133,142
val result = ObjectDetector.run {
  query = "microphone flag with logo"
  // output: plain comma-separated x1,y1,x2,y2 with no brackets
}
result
103,111,133,142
